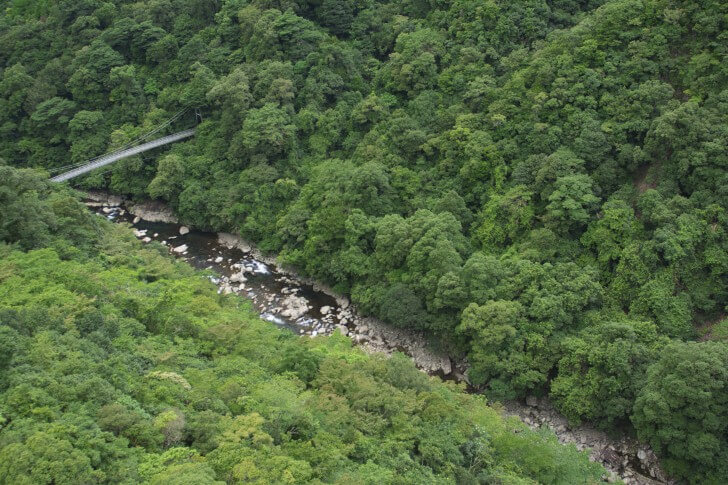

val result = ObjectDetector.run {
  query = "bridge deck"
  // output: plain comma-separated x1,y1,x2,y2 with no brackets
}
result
51,129,195,182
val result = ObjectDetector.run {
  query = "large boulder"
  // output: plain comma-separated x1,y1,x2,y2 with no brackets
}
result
279,294,310,320
230,271,247,283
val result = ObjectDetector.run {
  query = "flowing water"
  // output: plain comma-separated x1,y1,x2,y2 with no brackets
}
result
90,200,666,484
93,204,350,337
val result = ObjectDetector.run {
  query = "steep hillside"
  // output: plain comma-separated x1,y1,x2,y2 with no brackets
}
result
0,164,605,484
1,1,726,480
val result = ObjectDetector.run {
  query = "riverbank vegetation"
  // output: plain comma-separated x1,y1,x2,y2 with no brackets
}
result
1,0,727,481
0,165,605,483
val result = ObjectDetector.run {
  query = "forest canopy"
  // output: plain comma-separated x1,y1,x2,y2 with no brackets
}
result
1,0,727,482
0,164,605,484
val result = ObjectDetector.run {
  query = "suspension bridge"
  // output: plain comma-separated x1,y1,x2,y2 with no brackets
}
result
50,109,197,183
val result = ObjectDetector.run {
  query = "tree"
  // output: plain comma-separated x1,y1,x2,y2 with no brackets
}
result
551,319,664,428
30,97,77,143
149,462,223,485
379,283,429,329
148,154,186,201
457,299,546,400
0,164,55,249
458,257,602,399
0,63,34,122
476,185,534,250
237,103,296,162
632,341,728,482
3,0,728,479
68,110,107,163
98,403,161,449
108,65,146,121
315,0,355,37
645,101,728,197
181,62,215,109
206,66,252,127
0,164,97,251
581,198,642,273
383,29,445,96
545,174,600,233
629,270,693,339
66,40,124,107
0,431,101,485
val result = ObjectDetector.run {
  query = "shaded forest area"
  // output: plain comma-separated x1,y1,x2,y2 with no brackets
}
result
1,0,727,481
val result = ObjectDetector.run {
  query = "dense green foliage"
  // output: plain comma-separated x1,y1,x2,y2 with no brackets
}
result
1,0,727,481
0,166,606,483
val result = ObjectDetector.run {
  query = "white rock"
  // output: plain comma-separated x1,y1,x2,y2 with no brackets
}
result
230,272,247,283
142,237,152,243
214,256,224,263
128,201,177,223
320,305,331,314
133,216,141,224
179,226,190,235
106,195,123,206
279,294,310,320
217,232,252,252
173,244,188,254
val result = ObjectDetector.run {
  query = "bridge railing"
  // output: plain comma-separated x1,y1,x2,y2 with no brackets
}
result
50,128,196,182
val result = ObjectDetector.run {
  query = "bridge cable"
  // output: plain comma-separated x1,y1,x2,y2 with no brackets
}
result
48,108,189,174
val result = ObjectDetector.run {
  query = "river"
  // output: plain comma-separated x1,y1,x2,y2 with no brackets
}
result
86,194,457,378
86,193,670,485
100,203,347,335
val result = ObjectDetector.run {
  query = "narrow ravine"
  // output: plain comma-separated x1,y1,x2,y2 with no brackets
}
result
87,192,672,485
86,193,457,377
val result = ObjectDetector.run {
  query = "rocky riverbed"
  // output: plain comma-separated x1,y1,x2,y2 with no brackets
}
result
87,193,455,377
504,398,672,484
87,192,671,484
